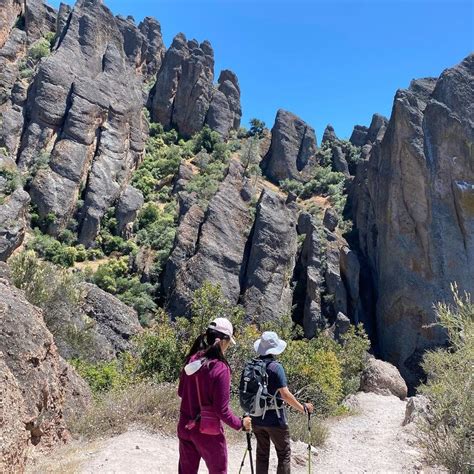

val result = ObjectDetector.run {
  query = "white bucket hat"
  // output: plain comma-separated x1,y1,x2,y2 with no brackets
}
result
208,317,236,345
254,331,287,356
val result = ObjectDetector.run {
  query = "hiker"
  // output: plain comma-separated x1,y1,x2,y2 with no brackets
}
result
250,331,314,474
177,317,252,474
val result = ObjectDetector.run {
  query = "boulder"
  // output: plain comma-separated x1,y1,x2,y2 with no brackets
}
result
403,395,430,426
331,145,350,176
323,207,339,232
115,185,144,238
351,54,474,385
261,109,317,183
0,277,92,458
335,311,351,340
241,189,298,324
360,357,408,399
81,283,142,355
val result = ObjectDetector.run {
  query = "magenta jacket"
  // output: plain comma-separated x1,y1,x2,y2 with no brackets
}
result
178,356,243,433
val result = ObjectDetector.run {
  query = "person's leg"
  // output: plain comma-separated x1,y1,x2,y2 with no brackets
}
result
268,426,291,474
178,434,201,474
193,431,228,474
253,425,271,474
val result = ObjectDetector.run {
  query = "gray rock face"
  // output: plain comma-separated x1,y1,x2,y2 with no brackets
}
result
295,212,325,337
322,124,337,144
151,34,241,138
331,145,350,176
349,125,368,147
165,161,254,316
81,283,142,356
206,69,242,137
261,109,317,183
0,0,166,246
0,187,30,261
323,207,339,232
0,277,91,456
351,54,474,385
241,189,298,324
360,357,408,400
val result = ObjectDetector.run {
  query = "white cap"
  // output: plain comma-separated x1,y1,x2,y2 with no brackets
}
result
254,331,287,356
208,318,236,345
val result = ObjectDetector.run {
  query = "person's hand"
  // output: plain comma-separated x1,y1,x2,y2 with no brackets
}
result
242,416,252,432
303,402,314,414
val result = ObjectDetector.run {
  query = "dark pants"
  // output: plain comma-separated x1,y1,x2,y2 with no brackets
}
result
253,425,291,474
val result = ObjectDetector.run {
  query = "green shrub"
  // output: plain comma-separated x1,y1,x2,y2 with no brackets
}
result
71,358,132,393
92,257,157,321
27,230,79,267
280,179,304,196
192,125,221,153
27,37,51,61
417,285,473,472
0,166,22,196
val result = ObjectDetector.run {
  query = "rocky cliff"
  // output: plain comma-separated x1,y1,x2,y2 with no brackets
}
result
350,54,474,385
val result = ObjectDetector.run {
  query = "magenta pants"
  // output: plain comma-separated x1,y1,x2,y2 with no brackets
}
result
178,420,228,474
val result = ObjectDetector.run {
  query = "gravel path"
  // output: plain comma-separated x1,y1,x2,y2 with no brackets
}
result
27,392,433,473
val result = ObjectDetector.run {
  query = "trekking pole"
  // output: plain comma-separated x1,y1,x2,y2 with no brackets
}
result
238,447,248,474
246,431,255,474
305,404,312,474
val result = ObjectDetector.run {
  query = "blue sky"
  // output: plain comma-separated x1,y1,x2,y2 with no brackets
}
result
50,0,473,139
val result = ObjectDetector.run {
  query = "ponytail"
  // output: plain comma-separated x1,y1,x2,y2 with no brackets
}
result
184,328,231,368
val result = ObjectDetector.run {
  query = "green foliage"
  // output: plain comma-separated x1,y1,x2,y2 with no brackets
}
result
27,229,80,267
71,358,134,393
192,125,222,153
28,37,51,61
280,179,304,196
240,136,262,180
134,311,184,383
135,202,177,275
248,118,266,137
0,166,22,196
92,257,157,322
417,285,473,472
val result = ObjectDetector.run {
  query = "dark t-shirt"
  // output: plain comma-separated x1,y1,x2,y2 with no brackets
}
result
251,356,288,427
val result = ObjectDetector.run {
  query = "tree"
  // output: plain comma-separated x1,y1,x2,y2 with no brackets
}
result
249,118,266,138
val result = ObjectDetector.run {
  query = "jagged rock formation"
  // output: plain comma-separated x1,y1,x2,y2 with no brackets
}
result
351,54,474,385
240,189,298,324
349,113,388,147
164,160,254,315
0,275,91,469
151,34,241,138
322,124,337,144
261,109,318,183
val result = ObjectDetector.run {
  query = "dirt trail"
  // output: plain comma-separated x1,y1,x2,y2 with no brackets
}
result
27,392,431,474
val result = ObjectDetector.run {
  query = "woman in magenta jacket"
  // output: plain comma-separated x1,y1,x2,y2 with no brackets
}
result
178,318,252,474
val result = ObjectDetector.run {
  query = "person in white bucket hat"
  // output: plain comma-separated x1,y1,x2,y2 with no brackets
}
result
251,331,313,474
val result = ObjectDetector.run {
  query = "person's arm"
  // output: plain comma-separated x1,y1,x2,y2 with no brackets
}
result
278,386,314,414
211,363,245,431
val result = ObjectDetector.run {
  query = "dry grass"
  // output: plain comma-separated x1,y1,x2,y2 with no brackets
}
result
69,382,180,440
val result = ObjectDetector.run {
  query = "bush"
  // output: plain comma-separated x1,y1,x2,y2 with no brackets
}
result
192,125,221,153
27,37,51,61
417,285,473,472
92,257,157,321
27,229,78,267
280,179,304,196
0,166,22,196
71,358,133,393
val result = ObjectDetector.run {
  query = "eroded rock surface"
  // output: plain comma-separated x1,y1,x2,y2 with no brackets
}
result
351,54,474,385
0,277,91,467
261,109,317,183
